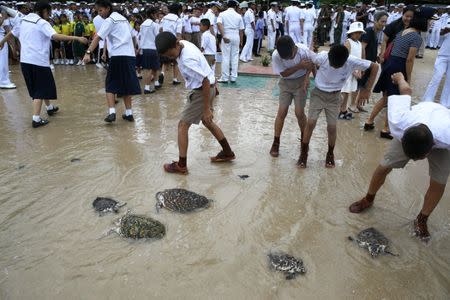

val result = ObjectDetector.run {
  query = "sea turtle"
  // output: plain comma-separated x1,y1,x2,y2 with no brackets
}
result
92,197,126,215
268,252,306,280
110,211,166,239
155,188,211,213
348,227,398,257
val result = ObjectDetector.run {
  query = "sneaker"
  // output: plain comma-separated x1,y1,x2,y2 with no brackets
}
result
144,89,155,94
0,83,16,89
76,60,82,66
104,113,116,123
210,150,236,162
69,59,74,64
47,106,59,116
122,114,134,122
32,118,49,128
155,81,161,89
65,59,70,65
338,111,353,120
172,79,181,85
158,73,164,84
414,214,431,242
163,161,188,175
96,62,103,69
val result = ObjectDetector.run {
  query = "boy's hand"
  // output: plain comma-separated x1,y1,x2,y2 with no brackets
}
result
391,72,405,85
358,88,371,104
298,59,313,70
82,53,91,64
302,77,309,93
223,37,230,43
203,109,213,124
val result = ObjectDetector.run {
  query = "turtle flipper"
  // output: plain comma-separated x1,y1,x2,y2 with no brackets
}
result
286,273,297,280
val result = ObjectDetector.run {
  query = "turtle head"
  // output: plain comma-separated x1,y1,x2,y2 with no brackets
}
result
155,192,165,213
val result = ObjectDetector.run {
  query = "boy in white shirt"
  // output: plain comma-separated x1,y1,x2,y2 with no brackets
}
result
200,19,217,71
298,45,379,168
156,32,235,175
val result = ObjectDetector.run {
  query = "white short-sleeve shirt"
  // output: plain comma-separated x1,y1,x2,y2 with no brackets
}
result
93,15,105,48
161,13,183,35
97,12,135,57
201,31,217,55
177,40,216,90
312,51,372,92
12,13,56,67
244,8,255,30
388,95,450,150
267,9,277,30
217,8,244,37
285,6,302,24
272,43,316,79
190,16,201,32
140,19,159,50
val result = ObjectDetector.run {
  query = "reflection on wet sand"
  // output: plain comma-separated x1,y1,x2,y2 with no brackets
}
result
0,50,449,299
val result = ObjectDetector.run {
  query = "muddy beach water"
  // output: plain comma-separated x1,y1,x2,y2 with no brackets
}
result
0,49,449,299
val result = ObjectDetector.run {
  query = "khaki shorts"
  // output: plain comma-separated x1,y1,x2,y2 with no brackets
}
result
204,55,215,67
181,87,216,125
278,76,307,109
308,87,340,125
381,139,450,185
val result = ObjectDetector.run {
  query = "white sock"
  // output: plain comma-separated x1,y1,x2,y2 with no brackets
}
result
144,85,150,90
109,107,116,114
32,115,41,122
161,72,164,75
155,81,160,86
173,78,179,82
46,104,54,110
125,109,132,116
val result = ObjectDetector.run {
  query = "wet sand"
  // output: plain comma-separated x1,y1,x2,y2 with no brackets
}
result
0,48,449,299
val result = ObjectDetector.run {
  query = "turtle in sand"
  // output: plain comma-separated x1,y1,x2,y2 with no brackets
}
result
348,227,398,257
155,188,211,213
268,252,306,280
110,211,166,239
93,197,126,215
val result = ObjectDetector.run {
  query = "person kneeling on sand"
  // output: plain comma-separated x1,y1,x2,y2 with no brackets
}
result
349,72,450,242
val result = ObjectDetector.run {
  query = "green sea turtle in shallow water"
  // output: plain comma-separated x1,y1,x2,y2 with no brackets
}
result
348,227,398,257
268,253,306,280
155,188,211,213
110,211,165,239
93,197,126,215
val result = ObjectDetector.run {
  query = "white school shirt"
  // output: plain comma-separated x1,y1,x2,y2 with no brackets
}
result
11,13,56,67
388,95,450,150
272,43,315,79
267,9,277,30
312,51,371,92
201,31,217,55
190,16,201,32
93,15,105,48
97,12,135,57
217,8,244,37
177,40,215,89
182,15,192,33
161,13,182,35
244,8,255,30
140,19,159,50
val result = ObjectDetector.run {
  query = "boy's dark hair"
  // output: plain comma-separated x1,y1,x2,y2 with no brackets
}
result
409,16,428,32
168,3,182,15
403,4,415,15
276,35,295,59
34,1,51,15
146,7,157,18
258,11,264,18
401,124,434,160
200,18,211,27
95,0,113,10
328,45,349,68
155,32,177,54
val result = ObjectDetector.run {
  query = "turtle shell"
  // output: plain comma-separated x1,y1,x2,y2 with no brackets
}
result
268,253,306,280
119,214,165,239
93,197,120,213
156,188,211,213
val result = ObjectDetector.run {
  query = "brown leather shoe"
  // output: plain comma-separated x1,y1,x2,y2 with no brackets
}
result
414,213,430,242
269,142,279,157
349,196,374,213
163,161,188,175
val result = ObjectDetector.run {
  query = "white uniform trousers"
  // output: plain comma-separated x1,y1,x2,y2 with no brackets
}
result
220,34,240,82
288,22,302,44
267,27,276,51
427,29,441,48
422,55,450,108
0,42,13,86
303,24,314,48
240,28,254,62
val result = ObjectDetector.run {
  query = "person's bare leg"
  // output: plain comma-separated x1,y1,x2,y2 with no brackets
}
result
340,92,349,113
270,105,288,157
349,91,359,111
298,118,317,168
382,110,389,132
325,123,337,168
367,94,387,124
33,99,43,116
123,95,132,110
294,106,306,140
106,92,116,108
202,118,234,159
178,120,191,158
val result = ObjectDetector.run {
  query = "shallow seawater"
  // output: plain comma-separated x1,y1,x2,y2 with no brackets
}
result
0,49,449,299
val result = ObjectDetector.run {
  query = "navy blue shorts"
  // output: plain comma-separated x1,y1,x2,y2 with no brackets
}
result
141,49,160,70
373,56,407,96
105,56,141,95
21,63,57,100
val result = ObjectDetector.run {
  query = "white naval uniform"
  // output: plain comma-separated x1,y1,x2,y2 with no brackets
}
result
0,18,14,87
302,8,316,48
427,19,441,49
217,8,244,82
267,8,277,51
423,20,450,108
438,13,449,48
240,8,255,62
285,5,303,44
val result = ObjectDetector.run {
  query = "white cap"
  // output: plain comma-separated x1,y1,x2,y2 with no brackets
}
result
347,22,366,35
239,1,248,8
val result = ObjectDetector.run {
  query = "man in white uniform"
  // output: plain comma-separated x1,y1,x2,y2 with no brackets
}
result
0,13,16,89
285,0,303,44
239,1,255,62
217,0,244,83
267,2,278,52
302,2,316,48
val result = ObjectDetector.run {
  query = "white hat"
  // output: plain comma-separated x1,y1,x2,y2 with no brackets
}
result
347,22,366,34
239,1,248,8
447,5,450,9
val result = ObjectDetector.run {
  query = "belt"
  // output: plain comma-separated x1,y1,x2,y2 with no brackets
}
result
316,87,340,94
193,84,215,91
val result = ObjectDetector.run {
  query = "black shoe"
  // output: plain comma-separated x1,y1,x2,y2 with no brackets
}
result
158,73,164,84
122,114,134,122
47,106,59,116
144,89,155,94
137,75,142,79
32,119,49,128
380,131,393,140
155,84,162,89
104,113,116,123
364,123,375,131
172,80,181,85
230,80,236,84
